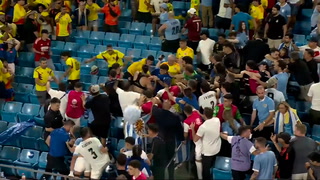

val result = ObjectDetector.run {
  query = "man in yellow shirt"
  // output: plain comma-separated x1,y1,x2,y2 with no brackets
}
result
86,0,101,31
176,39,194,59
249,0,264,31
125,55,154,79
85,45,132,68
0,59,6,98
55,5,72,41
159,54,181,76
33,58,58,105
137,0,152,23
13,0,26,40
61,51,80,90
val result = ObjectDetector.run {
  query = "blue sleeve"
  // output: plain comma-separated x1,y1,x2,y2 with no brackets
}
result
252,156,261,171
175,97,183,105
63,133,70,142
253,100,258,110
268,98,275,111
143,162,152,176
247,14,253,20
287,6,291,17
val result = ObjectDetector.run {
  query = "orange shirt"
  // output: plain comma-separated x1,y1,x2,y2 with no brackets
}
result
101,4,121,25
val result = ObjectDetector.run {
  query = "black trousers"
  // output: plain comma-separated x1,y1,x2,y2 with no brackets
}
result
232,169,248,180
202,154,216,180
187,41,199,53
56,36,70,42
165,139,176,180
42,154,69,180
104,24,119,33
67,79,80,90
310,108,320,127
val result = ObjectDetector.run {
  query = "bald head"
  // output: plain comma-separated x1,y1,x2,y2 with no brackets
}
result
256,85,265,99
168,54,176,65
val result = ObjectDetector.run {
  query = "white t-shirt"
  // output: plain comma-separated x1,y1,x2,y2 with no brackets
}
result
150,0,163,14
48,89,68,118
74,137,110,169
217,0,232,19
265,88,285,108
116,88,141,113
197,38,215,65
198,91,217,109
299,45,320,60
308,83,320,111
123,150,148,160
196,117,221,156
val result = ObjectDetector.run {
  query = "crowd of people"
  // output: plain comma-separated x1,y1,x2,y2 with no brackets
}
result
0,0,320,179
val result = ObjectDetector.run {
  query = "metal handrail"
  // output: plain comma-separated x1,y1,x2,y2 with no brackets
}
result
0,164,89,180
164,142,183,179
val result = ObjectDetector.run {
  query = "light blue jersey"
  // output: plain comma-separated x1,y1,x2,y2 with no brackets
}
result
159,12,169,25
165,19,181,40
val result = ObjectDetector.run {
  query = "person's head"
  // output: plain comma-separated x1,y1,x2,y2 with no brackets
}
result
222,42,235,54
183,87,193,99
221,82,231,94
183,104,193,116
184,64,194,76
272,4,281,15
200,31,209,40
308,37,318,48
147,124,159,137
238,125,252,139
188,79,197,91
214,62,226,75
74,82,83,92
159,64,169,75
122,81,131,91
200,81,210,94
80,127,92,140
203,107,213,120
60,51,71,61
58,82,67,92
290,51,301,62
39,57,48,69
50,97,61,111
111,63,121,74
160,3,168,12
146,55,155,66
87,0,94,5
294,123,307,136
274,60,287,72
283,34,293,43
252,0,259,6
117,153,127,168
142,89,153,99
276,132,291,145
106,45,115,55
162,99,172,110
317,2,320,12
258,61,269,72
141,64,149,74
228,32,237,39
218,34,226,44
308,152,320,166
109,69,117,79
63,119,75,132
182,56,193,66
109,0,116,6
245,60,257,71
132,145,142,158
238,21,247,33
5,38,15,49
187,8,197,17
61,5,68,14
167,54,176,65
210,53,223,64
179,39,187,49
256,86,265,99
37,4,46,13
266,77,278,89
304,49,315,60
17,0,25,6
54,0,62,8
270,48,280,59
127,160,141,176
79,0,86,8
223,94,233,107
280,48,289,58
234,4,243,13
125,136,135,150
41,29,49,39
254,137,267,150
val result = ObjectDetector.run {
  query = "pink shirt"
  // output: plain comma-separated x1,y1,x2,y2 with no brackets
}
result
66,90,84,118
132,172,147,180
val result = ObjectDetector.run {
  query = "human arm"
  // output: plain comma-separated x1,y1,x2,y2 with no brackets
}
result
69,155,78,176
158,23,168,39
191,122,201,142
270,133,281,152
251,110,257,126
282,25,287,38
45,135,51,146
264,23,269,38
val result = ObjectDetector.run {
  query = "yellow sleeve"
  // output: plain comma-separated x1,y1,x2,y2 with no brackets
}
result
13,5,20,22
258,6,264,19
55,12,60,20
50,70,54,77
176,49,180,58
94,3,101,9
96,52,105,59
117,51,125,59
0,60,3,69
261,0,267,9
65,58,72,66
189,48,194,59
33,69,39,79
176,64,181,72
67,14,72,23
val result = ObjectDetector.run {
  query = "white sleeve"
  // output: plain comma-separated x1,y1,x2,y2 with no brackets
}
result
196,125,204,137
196,42,201,52
150,0,154,5
116,87,124,94
73,146,80,156
48,89,57,97
141,151,148,160
183,123,190,133
93,137,103,148
308,85,314,97
249,146,256,154
227,136,233,144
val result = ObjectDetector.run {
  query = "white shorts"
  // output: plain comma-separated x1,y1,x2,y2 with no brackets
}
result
195,141,203,161
88,20,99,27
91,163,108,179
74,157,91,173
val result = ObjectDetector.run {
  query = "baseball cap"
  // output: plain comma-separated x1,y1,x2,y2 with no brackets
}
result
90,65,99,75
266,77,278,88
41,29,49,34
188,8,197,14
160,3,168,10
90,85,100,93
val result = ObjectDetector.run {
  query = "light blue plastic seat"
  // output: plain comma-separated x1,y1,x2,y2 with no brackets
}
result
97,60,108,69
51,41,65,55
1,101,23,123
51,54,61,63
0,146,21,176
98,76,109,84
95,45,107,54
156,51,171,59
77,44,95,58
103,32,120,46
208,28,219,41
129,22,146,35
141,50,157,58
149,37,162,51
119,9,132,21
19,52,35,67
14,149,40,179
113,47,127,54
312,124,320,141
126,48,142,61
17,103,41,122
23,125,43,138
88,31,105,45
14,83,34,103
119,21,131,34
118,34,135,48
117,139,125,151
99,69,108,76
172,1,185,16
29,88,40,105
64,42,79,57
20,135,38,149
37,138,49,152
36,152,48,179
144,23,153,36
15,67,34,84
0,121,7,133
212,156,232,180
74,30,91,44
133,35,150,49
294,34,306,46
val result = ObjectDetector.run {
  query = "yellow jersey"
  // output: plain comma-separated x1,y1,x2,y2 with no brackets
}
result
127,58,147,76
96,50,125,67
55,12,72,37
2,71,12,88
34,0,52,8
190,0,199,14
33,66,54,91
65,57,80,80
161,62,181,76
138,0,149,13
249,4,264,29
13,4,26,24
86,3,100,21
0,60,3,82
176,47,194,59
0,0,7,12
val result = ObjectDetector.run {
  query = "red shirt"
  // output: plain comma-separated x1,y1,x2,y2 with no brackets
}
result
184,111,202,140
184,16,202,41
161,86,181,105
142,101,162,124
66,90,85,118
33,38,51,62
132,172,147,180
101,4,121,25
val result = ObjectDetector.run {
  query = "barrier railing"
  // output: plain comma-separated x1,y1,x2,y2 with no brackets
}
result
164,142,183,179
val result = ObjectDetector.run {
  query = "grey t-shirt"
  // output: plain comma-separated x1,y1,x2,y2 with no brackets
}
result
310,164,320,180
291,136,317,174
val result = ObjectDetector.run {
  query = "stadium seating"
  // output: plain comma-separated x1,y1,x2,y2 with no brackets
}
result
133,35,150,50
97,60,108,69
88,31,105,45
103,33,120,46
117,139,125,151
212,156,232,179
145,23,153,36
37,138,49,152
149,37,162,51
20,125,43,150
74,30,91,44
312,125,320,141
172,1,186,16
118,34,135,48
51,41,65,55
14,149,40,179
294,34,306,46
95,45,106,55
17,103,41,122
15,67,34,84
36,152,47,179
129,22,146,35
77,44,95,58
119,21,131,34
208,28,219,41
19,52,35,68
98,76,109,84
126,48,142,61
0,121,7,133
0,146,21,176
141,50,157,58
1,102,23,123
29,89,40,105
64,42,79,56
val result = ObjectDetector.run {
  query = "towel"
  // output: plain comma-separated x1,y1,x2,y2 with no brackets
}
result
274,108,300,135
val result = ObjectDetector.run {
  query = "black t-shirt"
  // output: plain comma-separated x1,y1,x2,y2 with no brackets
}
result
278,147,294,179
49,8,61,26
44,109,64,139
267,14,286,39
223,52,240,70
117,170,131,180
305,59,319,83
151,135,167,167
288,60,314,85
259,71,270,82
24,18,38,44
85,94,111,125
105,81,123,117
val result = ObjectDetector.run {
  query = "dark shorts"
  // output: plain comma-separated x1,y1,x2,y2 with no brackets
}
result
136,11,152,23
289,3,300,16
215,16,231,30
161,38,180,53
104,24,119,33
36,90,49,105
56,36,70,42
67,79,80,90
89,121,110,138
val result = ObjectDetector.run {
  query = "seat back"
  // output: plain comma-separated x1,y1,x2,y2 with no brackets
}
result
119,21,131,29
126,48,142,59
214,156,231,171
113,47,126,54
105,33,120,41
24,126,43,138
20,52,35,62
95,45,106,54
98,76,109,84
37,138,49,152
120,34,135,42
135,35,150,44
17,83,34,93
90,31,105,39
79,44,95,52
51,41,65,48
0,121,7,133
0,146,21,161
151,37,161,45
38,152,48,169
21,103,41,115
64,42,79,51
3,102,23,113
97,60,108,69
19,149,40,164
38,106,45,117
19,67,34,76
117,139,125,151
313,124,320,137
141,50,157,58
0,99,5,111
76,30,91,38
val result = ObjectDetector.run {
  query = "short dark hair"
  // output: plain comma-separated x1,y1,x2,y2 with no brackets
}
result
218,33,226,39
80,127,91,138
228,31,237,37
221,82,231,92
277,132,291,144
285,33,294,39
132,145,142,157
111,63,120,69
180,39,187,43
125,137,135,145
182,56,193,65
200,81,210,93
58,82,67,91
143,89,153,98
61,51,71,57
74,82,83,88
128,159,141,169
147,55,155,61
64,119,76,126
117,153,127,166
223,94,233,100
122,81,131,91
277,60,287,70
200,31,209,37
290,51,301,61
246,60,257,70
308,151,320,163
41,29,49,34
203,107,213,119
213,54,223,62
305,49,315,57
148,123,159,133
223,42,235,52
255,137,267,147
109,69,117,78
39,57,47,62
50,97,61,104
270,48,279,53
183,104,193,115
238,125,252,135
142,64,149,74
185,64,194,73
188,79,197,90
273,4,281,11
107,44,113,48
160,64,169,71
